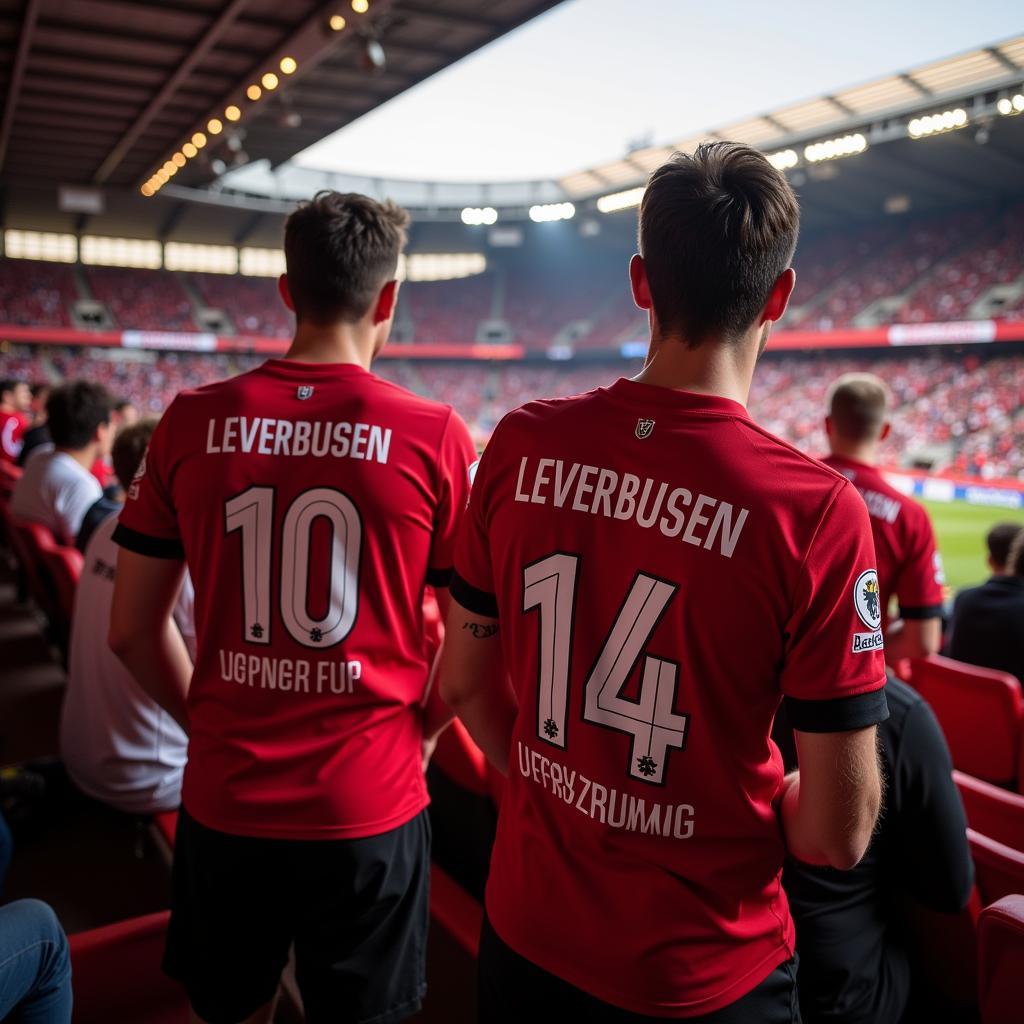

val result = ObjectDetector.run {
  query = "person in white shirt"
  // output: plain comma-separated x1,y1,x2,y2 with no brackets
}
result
61,418,193,814
10,382,114,543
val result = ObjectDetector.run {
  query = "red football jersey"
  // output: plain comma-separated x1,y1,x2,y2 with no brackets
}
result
453,379,888,1017
0,410,27,463
822,454,944,628
115,359,475,840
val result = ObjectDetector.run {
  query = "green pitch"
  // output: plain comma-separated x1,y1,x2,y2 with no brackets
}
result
923,499,1024,593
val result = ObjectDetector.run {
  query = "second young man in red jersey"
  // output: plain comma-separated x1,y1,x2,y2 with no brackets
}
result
441,143,887,1022
110,193,476,1024
823,373,945,663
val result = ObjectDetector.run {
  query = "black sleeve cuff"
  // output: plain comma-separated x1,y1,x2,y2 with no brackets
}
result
450,570,499,618
785,686,889,733
112,523,185,560
426,566,453,588
899,603,944,620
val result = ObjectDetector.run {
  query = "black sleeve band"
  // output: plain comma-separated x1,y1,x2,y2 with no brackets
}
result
898,603,944,620
450,571,499,618
112,523,185,560
426,566,453,588
785,686,889,733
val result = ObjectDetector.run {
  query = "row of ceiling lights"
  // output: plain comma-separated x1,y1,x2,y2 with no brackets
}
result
141,1,372,197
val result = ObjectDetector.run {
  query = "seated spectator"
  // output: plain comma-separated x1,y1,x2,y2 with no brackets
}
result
0,378,30,463
16,382,53,467
10,382,113,544
76,417,151,553
776,673,973,1024
946,523,1024,684
113,399,139,428
61,419,192,815
0,899,72,1022
822,373,945,663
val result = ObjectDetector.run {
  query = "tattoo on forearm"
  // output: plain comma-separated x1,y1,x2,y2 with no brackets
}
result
463,621,499,639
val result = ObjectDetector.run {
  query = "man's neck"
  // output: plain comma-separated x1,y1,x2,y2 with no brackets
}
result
632,327,757,406
56,445,97,471
284,322,375,370
828,442,877,467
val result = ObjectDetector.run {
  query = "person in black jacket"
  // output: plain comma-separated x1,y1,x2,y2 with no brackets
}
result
776,674,973,1024
946,522,1024,685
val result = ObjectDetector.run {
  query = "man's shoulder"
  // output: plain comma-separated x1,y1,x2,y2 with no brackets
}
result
738,420,854,503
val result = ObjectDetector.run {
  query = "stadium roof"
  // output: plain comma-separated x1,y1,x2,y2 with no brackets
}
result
0,0,562,190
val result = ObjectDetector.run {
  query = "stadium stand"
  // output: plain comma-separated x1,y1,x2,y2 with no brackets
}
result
190,273,293,338
83,266,195,332
978,896,1024,1024
0,259,77,327
401,273,496,346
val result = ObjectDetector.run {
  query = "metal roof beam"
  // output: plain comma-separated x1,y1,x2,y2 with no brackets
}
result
0,0,42,172
92,0,254,184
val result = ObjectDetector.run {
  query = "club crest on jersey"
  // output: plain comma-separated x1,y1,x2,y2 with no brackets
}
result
853,569,882,631
635,418,655,440
296,385,314,400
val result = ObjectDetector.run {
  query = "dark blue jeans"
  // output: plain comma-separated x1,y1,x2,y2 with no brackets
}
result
0,900,72,1023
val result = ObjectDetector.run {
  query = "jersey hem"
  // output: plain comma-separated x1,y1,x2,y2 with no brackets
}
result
179,793,430,841
485,907,794,1018
451,570,499,617
112,522,185,560
898,603,944,620
426,566,453,587
784,682,889,733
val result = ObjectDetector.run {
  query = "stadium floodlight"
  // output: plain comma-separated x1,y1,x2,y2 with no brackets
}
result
329,14,347,30
208,118,223,135
225,105,241,122
140,183,153,197
352,0,369,11
461,207,498,226
1006,94,1024,114
529,202,576,223
907,109,968,139
803,133,867,163
246,84,262,101
192,132,207,149
596,186,645,214
262,72,279,91
767,149,798,171
182,143,198,159
280,56,297,74
172,152,186,168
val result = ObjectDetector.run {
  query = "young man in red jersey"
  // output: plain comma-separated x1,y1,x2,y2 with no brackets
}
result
109,192,476,1024
823,373,944,663
0,379,31,463
441,143,887,1022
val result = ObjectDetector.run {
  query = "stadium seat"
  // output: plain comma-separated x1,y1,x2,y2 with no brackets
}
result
69,910,189,1023
955,771,1024,852
41,544,83,627
969,829,1024,906
9,516,61,619
978,895,1024,1024
0,459,20,501
908,656,1023,787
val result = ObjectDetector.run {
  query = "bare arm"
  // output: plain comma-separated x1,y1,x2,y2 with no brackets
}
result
109,548,192,734
779,726,883,869
885,616,941,663
439,603,517,774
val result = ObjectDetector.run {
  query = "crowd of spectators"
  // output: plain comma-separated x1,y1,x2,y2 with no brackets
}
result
6,345,1020,480
0,259,77,327
190,273,293,337
83,266,195,332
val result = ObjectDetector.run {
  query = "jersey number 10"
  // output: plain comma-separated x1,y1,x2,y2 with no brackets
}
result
523,552,689,785
225,486,361,649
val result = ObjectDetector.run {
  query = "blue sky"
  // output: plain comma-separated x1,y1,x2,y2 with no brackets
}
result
295,0,1022,181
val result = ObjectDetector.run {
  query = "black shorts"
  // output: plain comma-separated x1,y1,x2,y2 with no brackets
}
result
478,915,801,1023
165,807,430,1024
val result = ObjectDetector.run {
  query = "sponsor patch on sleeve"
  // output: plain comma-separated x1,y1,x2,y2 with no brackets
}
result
852,629,885,653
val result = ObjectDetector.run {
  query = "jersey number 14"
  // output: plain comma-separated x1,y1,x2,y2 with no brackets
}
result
523,552,688,785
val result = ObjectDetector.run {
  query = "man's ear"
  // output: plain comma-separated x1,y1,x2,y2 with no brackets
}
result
629,254,652,311
879,422,892,442
277,274,295,312
763,268,796,324
824,415,833,439
373,279,399,326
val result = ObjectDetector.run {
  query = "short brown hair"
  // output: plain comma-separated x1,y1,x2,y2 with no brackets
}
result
638,141,799,345
284,191,409,324
987,522,1023,571
112,417,158,489
828,373,891,442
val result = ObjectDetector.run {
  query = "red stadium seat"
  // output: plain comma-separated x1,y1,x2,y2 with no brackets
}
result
9,516,61,618
955,771,1024,852
69,910,189,1024
431,719,488,797
0,459,20,501
978,895,1024,1024
969,829,1024,906
41,544,83,627
908,655,1023,787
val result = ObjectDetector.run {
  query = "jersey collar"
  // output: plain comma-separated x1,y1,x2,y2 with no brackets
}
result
604,377,750,419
